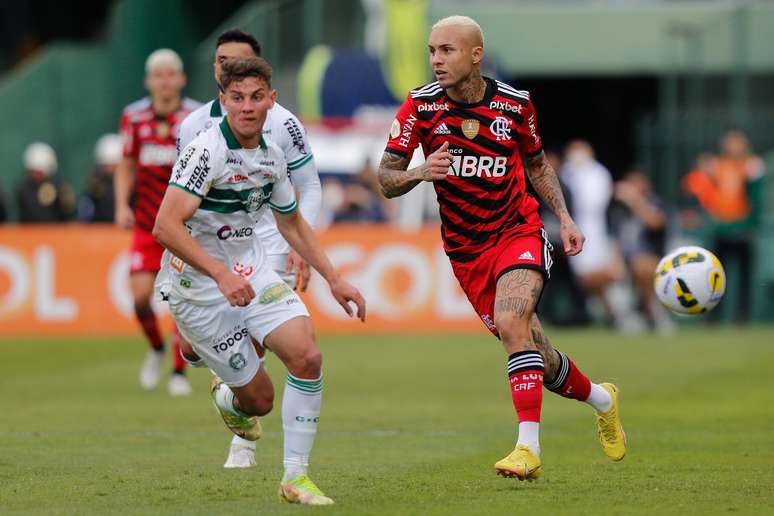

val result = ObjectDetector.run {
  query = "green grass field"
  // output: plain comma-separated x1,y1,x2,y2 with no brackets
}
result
1,327,773,515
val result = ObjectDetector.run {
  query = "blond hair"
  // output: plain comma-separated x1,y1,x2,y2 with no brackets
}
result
431,15,484,46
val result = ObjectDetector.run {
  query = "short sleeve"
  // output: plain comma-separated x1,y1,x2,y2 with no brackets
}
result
268,157,297,214
169,142,215,198
384,93,420,157
177,113,197,158
517,99,543,157
280,114,314,172
120,112,138,159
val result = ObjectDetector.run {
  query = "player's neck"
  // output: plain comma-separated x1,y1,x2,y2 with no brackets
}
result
446,70,486,104
152,96,181,116
227,118,263,149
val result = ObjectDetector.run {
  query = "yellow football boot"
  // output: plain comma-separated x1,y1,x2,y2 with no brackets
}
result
494,444,542,481
209,376,262,441
278,474,334,505
596,382,627,461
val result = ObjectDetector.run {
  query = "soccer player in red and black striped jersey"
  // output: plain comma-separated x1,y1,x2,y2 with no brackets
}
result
379,16,627,480
115,49,200,396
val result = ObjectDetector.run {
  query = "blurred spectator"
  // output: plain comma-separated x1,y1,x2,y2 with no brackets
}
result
77,133,123,222
536,150,590,326
611,167,674,333
561,140,630,329
680,152,717,231
332,159,389,224
682,129,766,322
15,142,75,223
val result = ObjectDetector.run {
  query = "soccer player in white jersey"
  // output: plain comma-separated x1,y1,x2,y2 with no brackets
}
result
176,29,322,469
154,57,365,505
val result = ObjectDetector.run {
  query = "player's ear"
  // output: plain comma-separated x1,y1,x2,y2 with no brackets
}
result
219,89,226,106
269,88,277,107
180,72,188,89
471,46,484,64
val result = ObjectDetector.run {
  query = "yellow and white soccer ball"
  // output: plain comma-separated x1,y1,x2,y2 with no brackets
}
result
653,246,725,315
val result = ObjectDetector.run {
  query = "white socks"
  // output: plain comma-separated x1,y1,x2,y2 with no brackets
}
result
213,382,247,417
281,373,323,481
516,422,541,456
231,435,256,449
586,383,613,413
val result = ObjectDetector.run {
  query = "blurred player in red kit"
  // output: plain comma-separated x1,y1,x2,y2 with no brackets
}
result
114,49,201,395
378,16,627,480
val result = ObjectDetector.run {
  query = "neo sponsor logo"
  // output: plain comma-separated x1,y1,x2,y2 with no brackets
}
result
489,100,522,114
448,155,508,178
139,144,177,166
226,155,243,166
417,102,449,112
217,225,254,240
212,327,249,354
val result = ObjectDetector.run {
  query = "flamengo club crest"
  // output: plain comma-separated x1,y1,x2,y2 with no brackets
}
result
461,119,480,139
489,116,512,141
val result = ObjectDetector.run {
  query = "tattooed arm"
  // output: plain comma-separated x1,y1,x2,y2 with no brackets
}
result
378,142,452,198
525,150,585,256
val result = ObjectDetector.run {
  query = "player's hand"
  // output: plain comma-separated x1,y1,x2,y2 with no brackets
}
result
287,249,310,292
216,270,256,307
560,216,585,256
420,141,452,182
329,276,366,322
115,204,134,229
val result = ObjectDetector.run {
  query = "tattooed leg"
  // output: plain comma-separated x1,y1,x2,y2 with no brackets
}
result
494,269,544,354
529,315,560,382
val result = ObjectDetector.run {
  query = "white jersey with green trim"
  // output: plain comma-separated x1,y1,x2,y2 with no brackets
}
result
178,98,316,257
162,117,297,305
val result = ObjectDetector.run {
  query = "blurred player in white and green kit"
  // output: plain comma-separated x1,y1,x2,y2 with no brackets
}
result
154,57,366,505
176,28,323,470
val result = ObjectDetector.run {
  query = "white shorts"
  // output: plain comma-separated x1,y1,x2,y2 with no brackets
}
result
168,267,309,387
266,253,297,289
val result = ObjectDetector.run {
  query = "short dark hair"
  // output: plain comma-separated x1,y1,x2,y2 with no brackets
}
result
216,29,261,57
220,57,272,91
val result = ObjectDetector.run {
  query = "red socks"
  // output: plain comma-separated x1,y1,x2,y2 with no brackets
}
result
135,306,164,351
544,350,591,401
507,351,545,423
171,326,187,374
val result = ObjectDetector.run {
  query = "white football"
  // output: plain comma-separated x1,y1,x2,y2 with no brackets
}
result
653,246,726,315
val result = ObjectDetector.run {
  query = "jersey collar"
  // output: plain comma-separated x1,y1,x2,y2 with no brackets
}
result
210,98,223,117
219,117,267,150
445,76,495,108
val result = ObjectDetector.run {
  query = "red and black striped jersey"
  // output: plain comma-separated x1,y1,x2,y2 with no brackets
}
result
120,96,200,233
385,77,544,262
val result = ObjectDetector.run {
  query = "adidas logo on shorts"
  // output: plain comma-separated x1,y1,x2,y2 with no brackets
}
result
519,250,535,261
434,123,451,135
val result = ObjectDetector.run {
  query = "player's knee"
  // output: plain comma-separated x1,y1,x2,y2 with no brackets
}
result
241,393,274,417
287,347,322,378
494,312,532,351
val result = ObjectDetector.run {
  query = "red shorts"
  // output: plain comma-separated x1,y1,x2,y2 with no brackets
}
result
450,228,553,337
129,229,164,274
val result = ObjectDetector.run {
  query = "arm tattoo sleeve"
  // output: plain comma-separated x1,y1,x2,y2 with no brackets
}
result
525,151,569,220
377,151,419,198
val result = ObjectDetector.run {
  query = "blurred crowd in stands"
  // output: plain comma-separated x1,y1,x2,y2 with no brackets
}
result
0,127,765,330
